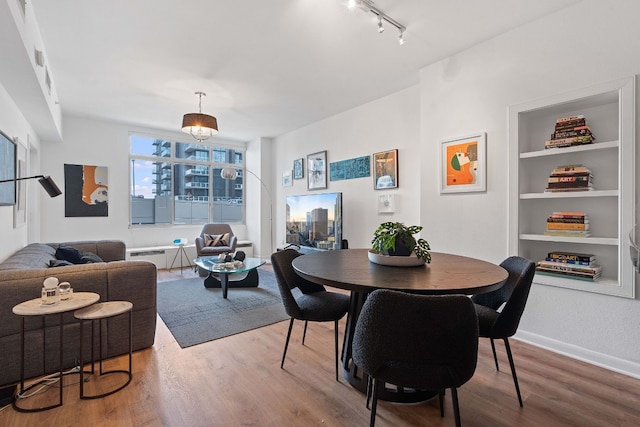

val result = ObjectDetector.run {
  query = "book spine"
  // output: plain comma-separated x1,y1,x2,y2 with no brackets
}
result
547,252,595,262
544,257,593,266
554,118,587,130
550,211,587,216
545,136,593,146
546,217,588,223
553,129,593,139
537,262,601,274
547,176,591,183
551,168,590,175
546,222,589,230
546,182,592,189
556,115,585,123
543,231,590,237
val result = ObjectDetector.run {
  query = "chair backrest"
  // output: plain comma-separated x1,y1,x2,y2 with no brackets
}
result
270,249,326,318
352,289,478,390
472,256,536,338
199,223,234,238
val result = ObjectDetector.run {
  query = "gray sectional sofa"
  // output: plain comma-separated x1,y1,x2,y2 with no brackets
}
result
0,240,157,387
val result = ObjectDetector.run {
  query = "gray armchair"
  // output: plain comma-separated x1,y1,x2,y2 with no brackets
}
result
195,224,238,275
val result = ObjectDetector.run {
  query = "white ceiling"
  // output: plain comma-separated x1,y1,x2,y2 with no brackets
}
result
30,0,580,142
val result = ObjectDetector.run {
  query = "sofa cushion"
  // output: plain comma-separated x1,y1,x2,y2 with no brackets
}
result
49,259,74,268
204,233,231,247
81,252,104,264
0,243,56,271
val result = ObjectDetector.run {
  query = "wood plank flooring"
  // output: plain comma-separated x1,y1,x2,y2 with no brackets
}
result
1,265,639,426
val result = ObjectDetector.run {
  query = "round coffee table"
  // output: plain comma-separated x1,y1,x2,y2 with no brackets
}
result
193,257,266,298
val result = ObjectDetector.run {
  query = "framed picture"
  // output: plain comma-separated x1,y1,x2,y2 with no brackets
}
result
65,163,109,217
282,170,293,187
373,149,398,190
14,137,28,228
440,132,486,194
293,158,304,179
0,130,16,206
307,150,327,190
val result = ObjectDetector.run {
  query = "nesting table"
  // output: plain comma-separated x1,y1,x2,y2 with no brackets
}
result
12,292,100,412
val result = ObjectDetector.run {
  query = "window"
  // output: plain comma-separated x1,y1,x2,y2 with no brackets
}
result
130,135,244,225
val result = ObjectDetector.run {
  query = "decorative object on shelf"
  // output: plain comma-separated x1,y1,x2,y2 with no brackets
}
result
293,158,304,179
329,155,371,181
544,115,595,149
181,91,218,142
307,150,327,190
377,194,395,214
373,149,398,190
370,221,431,264
282,170,292,187
440,132,486,194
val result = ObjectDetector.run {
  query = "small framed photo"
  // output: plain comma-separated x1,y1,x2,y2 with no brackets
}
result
373,149,398,190
440,132,486,194
282,170,293,187
293,158,304,179
307,150,327,190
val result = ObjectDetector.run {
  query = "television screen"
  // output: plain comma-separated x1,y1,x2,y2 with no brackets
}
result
286,192,342,250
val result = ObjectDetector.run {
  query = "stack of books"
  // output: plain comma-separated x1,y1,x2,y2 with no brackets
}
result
536,251,602,281
545,164,593,192
545,115,596,149
544,211,590,238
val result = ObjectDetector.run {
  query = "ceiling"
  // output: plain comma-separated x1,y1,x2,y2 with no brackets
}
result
30,0,580,142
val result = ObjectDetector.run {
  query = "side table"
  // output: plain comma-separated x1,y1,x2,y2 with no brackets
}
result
12,292,100,412
74,301,133,399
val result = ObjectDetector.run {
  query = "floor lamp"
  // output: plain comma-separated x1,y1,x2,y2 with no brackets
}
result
0,175,62,197
220,167,273,256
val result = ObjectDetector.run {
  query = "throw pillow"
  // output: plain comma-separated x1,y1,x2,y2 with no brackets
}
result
204,233,222,247
218,233,231,247
81,252,104,264
55,246,83,264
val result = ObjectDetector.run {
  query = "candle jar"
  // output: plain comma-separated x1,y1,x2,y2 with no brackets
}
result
59,282,72,300
42,277,60,305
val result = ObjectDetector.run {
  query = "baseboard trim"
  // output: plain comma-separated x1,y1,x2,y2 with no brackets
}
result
515,330,640,379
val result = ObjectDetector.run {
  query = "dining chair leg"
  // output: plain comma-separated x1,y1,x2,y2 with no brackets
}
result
334,320,339,381
451,387,462,427
281,318,295,369
490,337,499,371
369,378,380,427
503,337,523,407
365,376,372,409
438,389,445,417
302,320,308,345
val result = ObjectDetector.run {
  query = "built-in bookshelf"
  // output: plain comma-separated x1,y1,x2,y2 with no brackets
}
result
508,77,636,298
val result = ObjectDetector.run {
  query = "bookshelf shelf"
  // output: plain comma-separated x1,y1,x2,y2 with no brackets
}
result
509,77,636,298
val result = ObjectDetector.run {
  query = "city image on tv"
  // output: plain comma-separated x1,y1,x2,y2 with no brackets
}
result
286,192,342,250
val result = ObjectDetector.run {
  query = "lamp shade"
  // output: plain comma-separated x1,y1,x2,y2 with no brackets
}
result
220,167,238,180
38,176,62,197
182,113,218,141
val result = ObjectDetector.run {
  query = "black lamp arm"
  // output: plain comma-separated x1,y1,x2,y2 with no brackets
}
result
0,175,62,197
0,175,46,183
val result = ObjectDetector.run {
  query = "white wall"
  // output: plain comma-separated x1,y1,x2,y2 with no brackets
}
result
38,115,249,249
0,82,42,261
272,86,422,250
419,0,640,376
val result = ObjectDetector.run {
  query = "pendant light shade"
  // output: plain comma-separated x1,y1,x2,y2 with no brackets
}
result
182,92,218,141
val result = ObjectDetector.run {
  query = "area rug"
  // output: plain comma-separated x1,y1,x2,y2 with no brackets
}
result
156,270,288,348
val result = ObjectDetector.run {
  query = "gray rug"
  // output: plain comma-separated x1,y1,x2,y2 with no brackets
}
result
157,270,288,348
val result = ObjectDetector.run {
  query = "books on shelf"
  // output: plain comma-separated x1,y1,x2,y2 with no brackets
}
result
536,250,601,281
545,212,590,237
545,165,594,192
544,115,595,149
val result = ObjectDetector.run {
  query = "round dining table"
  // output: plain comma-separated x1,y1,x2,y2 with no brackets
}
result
292,248,508,403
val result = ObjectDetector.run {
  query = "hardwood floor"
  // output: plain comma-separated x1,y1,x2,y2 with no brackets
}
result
1,265,639,426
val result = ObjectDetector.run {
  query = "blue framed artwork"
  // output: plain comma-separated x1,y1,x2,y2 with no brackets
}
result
329,155,371,182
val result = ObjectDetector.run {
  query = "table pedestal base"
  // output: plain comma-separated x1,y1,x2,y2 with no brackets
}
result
204,269,260,298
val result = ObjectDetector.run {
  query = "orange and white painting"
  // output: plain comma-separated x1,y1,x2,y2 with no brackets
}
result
440,133,486,193
64,163,108,217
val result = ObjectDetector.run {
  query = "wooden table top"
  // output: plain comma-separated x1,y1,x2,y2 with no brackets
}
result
292,249,508,295
12,292,100,316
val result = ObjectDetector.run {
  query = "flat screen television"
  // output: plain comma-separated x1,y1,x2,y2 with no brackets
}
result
286,192,342,250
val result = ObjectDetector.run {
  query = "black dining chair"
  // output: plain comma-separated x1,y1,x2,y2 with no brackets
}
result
471,255,536,407
352,289,479,427
270,249,350,381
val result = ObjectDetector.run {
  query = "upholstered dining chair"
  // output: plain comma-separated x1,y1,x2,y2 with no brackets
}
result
471,256,536,407
352,289,479,427
270,249,350,381
195,223,237,275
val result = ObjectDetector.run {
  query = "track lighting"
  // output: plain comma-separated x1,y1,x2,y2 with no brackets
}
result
346,0,406,44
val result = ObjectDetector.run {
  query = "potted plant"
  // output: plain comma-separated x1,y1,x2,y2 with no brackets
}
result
371,221,431,263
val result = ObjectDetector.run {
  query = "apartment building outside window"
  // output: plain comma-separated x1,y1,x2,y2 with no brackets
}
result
130,135,244,225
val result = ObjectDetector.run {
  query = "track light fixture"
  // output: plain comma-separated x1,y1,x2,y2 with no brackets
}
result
347,0,406,44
